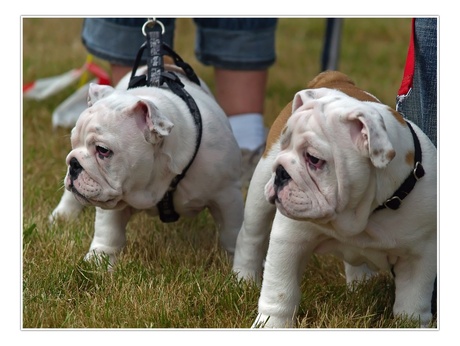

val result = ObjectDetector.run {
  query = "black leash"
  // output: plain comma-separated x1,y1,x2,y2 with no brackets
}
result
128,19,203,223
374,121,425,212
128,19,200,89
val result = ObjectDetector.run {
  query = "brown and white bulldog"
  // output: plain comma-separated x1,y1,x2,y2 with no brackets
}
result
232,71,437,328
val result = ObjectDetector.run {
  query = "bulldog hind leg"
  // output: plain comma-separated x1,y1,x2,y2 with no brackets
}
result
392,254,437,327
49,189,85,223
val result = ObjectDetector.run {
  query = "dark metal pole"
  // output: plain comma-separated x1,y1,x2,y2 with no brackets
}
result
321,18,343,71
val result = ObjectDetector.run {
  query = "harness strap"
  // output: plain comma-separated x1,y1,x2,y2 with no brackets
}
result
127,30,203,223
161,44,201,86
145,22,164,87
156,72,203,222
374,120,425,211
128,41,148,89
128,42,200,90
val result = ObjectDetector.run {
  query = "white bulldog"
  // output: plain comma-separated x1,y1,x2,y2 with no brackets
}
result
233,71,437,328
51,65,244,266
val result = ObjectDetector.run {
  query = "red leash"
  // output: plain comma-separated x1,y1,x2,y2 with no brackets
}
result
398,18,416,97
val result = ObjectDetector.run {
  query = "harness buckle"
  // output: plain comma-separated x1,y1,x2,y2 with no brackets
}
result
413,161,425,181
383,196,402,210
142,18,165,36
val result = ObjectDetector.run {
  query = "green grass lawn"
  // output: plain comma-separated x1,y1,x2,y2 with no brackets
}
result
23,17,433,329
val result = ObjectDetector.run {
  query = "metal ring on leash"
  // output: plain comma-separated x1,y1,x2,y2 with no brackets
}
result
142,18,165,36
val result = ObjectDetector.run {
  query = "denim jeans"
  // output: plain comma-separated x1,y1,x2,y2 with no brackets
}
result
81,18,277,70
397,18,438,146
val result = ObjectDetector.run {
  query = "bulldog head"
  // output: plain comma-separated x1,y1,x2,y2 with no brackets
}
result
64,84,174,210
265,88,396,232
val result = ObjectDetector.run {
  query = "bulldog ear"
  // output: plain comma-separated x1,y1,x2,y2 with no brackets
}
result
347,110,395,168
292,88,335,113
87,84,115,107
292,89,318,112
130,99,174,142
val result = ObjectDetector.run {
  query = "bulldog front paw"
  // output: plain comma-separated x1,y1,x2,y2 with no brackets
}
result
49,203,83,223
49,189,84,223
251,313,294,328
84,249,118,271
232,266,262,285
251,313,271,328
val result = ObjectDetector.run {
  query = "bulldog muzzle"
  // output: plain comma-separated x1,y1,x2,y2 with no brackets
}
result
69,157,83,181
269,164,292,204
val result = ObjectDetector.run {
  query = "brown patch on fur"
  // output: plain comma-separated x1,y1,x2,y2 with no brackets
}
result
263,71,392,157
390,108,406,125
307,71,381,103
263,101,293,157
387,149,396,162
406,151,415,166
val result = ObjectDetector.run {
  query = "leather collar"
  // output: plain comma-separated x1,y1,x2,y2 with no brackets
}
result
374,121,425,212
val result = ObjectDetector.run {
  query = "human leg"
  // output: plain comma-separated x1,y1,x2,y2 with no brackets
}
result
194,18,278,152
214,69,268,151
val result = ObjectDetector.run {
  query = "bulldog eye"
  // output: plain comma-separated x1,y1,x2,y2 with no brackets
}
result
305,152,324,170
96,145,112,159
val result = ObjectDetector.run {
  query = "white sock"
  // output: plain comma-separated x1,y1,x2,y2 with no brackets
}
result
228,113,266,151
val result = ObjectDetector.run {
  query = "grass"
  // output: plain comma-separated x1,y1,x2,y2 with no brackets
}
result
22,17,433,329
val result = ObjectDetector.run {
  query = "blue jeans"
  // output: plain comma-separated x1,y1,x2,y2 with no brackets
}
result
81,18,277,70
397,18,438,146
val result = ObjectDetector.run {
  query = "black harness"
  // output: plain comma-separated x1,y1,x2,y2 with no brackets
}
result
128,20,202,223
374,120,425,212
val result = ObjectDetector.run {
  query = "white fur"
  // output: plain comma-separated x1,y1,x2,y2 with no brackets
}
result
51,69,244,265
233,87,437,328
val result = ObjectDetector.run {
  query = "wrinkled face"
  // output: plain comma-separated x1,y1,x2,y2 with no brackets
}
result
65,104,150,209
265,103,340,222
264,89,395,224
64,84,173,210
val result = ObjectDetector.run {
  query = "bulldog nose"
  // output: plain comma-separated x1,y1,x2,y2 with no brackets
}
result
274,165,291,187
69,157,83,179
